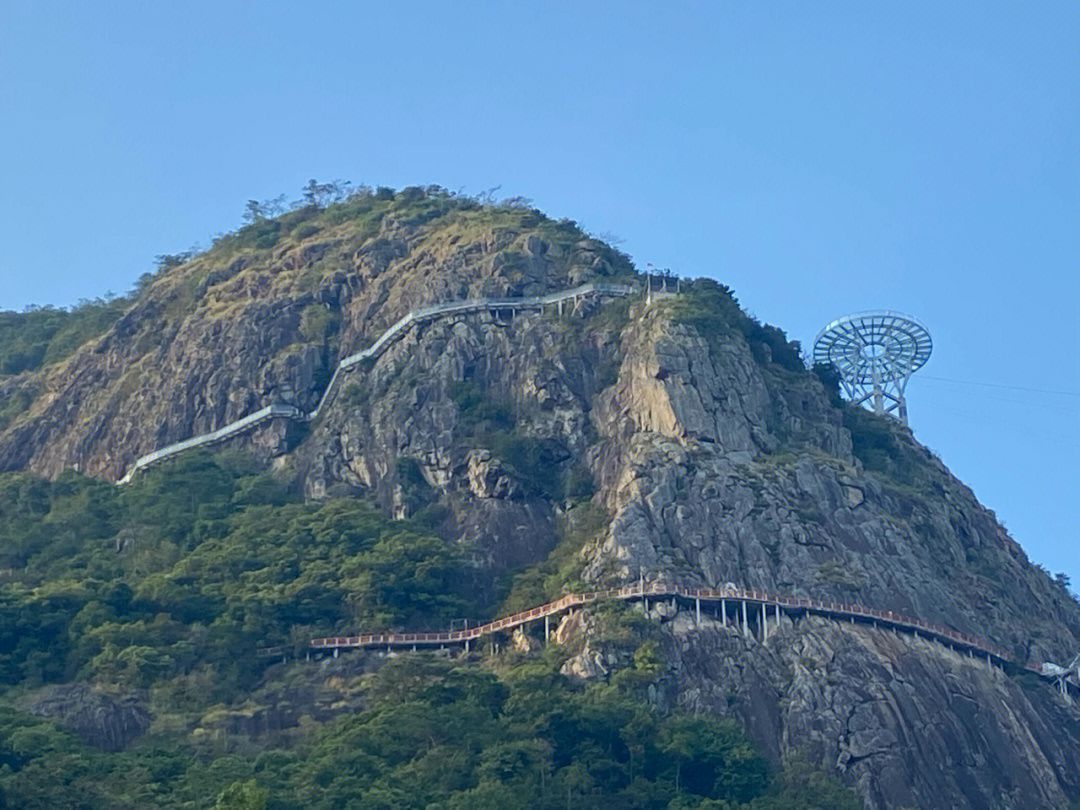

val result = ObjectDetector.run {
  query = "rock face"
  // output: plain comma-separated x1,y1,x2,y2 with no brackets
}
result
658,613,1080,810
3,196,1080,807
25,684,150,751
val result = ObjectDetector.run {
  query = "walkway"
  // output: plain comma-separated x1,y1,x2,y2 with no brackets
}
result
285,581,1077,697
117,281,634,483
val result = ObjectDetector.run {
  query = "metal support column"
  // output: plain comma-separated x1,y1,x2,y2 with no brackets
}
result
545,615,550,642
741,601,749,638
721,600,727,626
696,598,701,625
762,604,769,643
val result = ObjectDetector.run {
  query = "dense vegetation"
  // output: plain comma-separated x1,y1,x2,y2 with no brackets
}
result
0,654,860,810
0,452,478,692
0,453,860,808
0,296,130,378
0,184,866,807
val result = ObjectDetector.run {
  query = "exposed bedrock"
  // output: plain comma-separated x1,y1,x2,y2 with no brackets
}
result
24,683,150,752
4,209,1080,807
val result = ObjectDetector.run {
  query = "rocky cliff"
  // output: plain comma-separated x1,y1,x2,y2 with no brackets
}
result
3,188,1078,808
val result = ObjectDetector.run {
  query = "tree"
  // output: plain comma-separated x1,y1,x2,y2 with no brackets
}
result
214,780,268,810
153,251,194,270
301,179,349,208
243,200,265,223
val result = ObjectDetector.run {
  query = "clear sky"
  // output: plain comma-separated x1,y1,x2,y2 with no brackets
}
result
2,2,1078,582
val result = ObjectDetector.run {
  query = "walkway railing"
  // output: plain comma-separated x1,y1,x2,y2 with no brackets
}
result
288,581,1074,694
117,282,634,483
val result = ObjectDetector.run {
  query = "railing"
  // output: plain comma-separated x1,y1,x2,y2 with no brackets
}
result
117,282,635,483
291,582,1073,691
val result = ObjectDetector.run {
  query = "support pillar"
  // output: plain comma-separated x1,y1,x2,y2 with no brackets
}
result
741,601,749,638
465,640,470,653
695,598,701,625
721,600,727,626
333,647,339,659
545,615,550,643
762,604,768,643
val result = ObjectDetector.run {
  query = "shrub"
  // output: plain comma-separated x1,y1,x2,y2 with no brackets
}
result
0,296,130,376
291,222,321,240
0,385,37,429
448,380,513,431
298,304,339,344
842,406,920,487
232,219,281,251
812,362,844,407
667,279,804,372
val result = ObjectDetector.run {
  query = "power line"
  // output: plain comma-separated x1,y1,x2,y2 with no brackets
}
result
913,382,1079,413
918,374,1080,399
915,393,1080,445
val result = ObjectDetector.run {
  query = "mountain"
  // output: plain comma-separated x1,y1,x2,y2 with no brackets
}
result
1,186,1078,809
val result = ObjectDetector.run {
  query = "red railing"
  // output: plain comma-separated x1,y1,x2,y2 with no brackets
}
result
286,582,1041,667
254,582,1077,693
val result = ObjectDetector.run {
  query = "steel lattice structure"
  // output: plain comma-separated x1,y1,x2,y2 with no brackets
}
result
813,310,932,425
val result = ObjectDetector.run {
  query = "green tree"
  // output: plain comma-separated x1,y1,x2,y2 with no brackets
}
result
214,780,268,810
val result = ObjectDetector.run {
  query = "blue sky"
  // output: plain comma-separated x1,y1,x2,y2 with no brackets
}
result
2,2,1078,582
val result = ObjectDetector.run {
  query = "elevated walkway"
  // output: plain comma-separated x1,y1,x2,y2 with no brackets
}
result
118,282,634,483
282,581,1074,698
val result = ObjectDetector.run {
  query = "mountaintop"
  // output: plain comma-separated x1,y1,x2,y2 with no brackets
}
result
1,185,1079,809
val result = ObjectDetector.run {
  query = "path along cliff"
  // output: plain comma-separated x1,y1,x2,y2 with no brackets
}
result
2,189,1079,809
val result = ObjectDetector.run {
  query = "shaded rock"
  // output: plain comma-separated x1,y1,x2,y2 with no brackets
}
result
25,683,150,751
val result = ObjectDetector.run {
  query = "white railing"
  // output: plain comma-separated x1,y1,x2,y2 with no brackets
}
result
118,282,634,483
